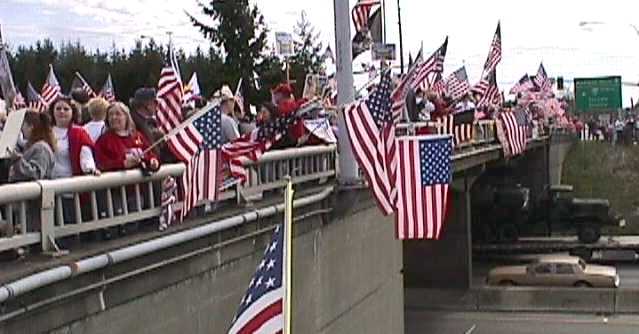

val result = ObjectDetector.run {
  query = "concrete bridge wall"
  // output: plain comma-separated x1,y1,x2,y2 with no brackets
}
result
0,188,403,334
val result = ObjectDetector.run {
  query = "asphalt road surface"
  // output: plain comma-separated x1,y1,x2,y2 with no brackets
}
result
406,310,639,334
473,261,639,287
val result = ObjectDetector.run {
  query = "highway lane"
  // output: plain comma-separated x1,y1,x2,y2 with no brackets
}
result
473,260,639,287
406,310,639,334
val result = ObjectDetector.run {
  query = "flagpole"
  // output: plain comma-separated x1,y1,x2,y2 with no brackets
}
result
397,0,405,74
382,0,387,44
283,176,294,334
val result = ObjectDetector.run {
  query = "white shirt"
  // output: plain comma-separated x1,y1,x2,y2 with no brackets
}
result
83,121,106,143
221,113,240,144
52,127,97,179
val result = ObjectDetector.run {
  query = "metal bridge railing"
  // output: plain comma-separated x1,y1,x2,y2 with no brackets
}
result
0,145,338,254
395,120,498,146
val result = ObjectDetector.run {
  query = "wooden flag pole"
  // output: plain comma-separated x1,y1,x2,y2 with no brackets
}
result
283,176,294,334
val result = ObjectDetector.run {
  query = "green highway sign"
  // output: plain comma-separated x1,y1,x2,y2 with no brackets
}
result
574,76,622,113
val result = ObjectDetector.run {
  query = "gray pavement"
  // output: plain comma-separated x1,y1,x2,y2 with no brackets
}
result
406,310,639,334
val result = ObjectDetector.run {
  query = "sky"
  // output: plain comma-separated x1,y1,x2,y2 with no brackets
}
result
1,0,639,106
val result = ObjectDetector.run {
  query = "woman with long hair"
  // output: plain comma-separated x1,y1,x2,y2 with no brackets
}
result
7,110,57,182
49,95,99,179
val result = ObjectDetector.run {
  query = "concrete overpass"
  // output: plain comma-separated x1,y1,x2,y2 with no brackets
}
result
0,124,574,334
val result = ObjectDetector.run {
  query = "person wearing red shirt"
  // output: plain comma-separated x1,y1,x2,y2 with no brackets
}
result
95,102,159,172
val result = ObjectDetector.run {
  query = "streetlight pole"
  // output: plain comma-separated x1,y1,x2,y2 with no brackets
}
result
333,0,359,184
397,0,405,74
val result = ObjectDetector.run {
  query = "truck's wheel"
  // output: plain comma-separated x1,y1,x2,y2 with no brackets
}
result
498,224,519,243
578,225,601,243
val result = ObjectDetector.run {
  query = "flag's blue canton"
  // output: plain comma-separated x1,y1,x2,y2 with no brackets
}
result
257,113,296,140
515,109,528,126
234,224,284,319
420,137,452,186
366,71,392,128
193,106,222,150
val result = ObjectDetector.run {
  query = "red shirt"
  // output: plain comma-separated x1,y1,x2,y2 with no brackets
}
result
94,130,158,172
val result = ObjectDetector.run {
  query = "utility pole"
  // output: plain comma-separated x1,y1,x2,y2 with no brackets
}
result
333,0,359,184
397,0,405,73
382,0,387,43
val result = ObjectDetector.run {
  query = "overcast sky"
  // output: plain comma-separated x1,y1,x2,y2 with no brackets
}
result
1,0,639,106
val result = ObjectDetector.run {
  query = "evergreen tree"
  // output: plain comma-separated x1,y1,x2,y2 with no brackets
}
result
289,11,327,97
188,0,279,106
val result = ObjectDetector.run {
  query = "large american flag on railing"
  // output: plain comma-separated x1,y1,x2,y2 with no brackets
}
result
435,110,475,147
481,22,502,78
345,70,396,215
352,0,380,33
41,65,61,105
396,135,452,240
391,37,448,122
499,109,528,156
222,112,297,183
228,224,286,334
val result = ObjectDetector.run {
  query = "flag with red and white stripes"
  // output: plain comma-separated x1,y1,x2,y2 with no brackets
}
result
228,224,286,334
26,81,47,112
509,74,534,95
445,66,470,100
344,70,397,215
352,0,381,33
435,110,474,147
221,112,297,183
499,109,528,156
395,135,452,240
391,37,448,122
41,65,61,105
476,71,501,108
534,63,552,92
431,72,447,97
13,91,26,109
99,73,116,102
481,22,502,78
70,72,96,98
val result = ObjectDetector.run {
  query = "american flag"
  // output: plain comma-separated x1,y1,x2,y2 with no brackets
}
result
70,72,96,97
445,66,470,100
352,0,380,33
41,65,61,105
431,73,447,97
99,73,116,102
435,109,475,147
344,70,396,215
228,224,286,334
481,22,502,78
181,106,223,217
26,82,47,112
157,52,201,163
499,109,528,156
476,71,501,108
391,37,448,122
534,63,552,92
509,74,534,95
396,135,452,240
182,72,201,108
222,112,297,183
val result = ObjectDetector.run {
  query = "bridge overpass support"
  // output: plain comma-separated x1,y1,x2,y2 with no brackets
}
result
403,171,480,290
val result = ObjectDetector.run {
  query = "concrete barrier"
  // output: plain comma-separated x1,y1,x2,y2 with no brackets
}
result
404,288,478,311
477,287,615,313
614,289,639,314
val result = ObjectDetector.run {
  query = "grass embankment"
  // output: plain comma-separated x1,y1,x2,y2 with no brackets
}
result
562,141,639,235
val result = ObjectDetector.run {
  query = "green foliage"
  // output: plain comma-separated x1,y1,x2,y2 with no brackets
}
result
288,11,326,97
189,0,281,107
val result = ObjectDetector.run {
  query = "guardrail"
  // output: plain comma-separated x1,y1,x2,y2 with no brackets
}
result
0,145,338,254
395,119,497,146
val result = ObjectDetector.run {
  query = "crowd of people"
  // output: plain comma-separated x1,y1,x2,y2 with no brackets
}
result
573,114,639,145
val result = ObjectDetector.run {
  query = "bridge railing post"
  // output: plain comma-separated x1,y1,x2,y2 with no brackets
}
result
38,184,57,252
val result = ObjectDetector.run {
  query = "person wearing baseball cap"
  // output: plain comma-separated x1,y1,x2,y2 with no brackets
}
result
215,85,240,144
